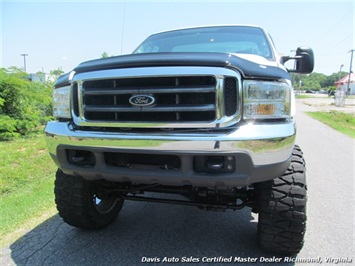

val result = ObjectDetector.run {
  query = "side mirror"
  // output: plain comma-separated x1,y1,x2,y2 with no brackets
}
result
282,47,314,74
295,47,314,74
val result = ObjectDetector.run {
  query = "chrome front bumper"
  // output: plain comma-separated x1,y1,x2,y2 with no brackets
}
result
45,120,296,187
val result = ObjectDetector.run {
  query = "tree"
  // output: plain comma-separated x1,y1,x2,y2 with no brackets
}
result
291,71,348,92
101,52,109,58
0,67,53,140
49,68,64,81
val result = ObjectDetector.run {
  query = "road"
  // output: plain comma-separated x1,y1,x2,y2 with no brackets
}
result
1,100,354,265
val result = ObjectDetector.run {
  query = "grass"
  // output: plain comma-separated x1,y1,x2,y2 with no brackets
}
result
0,133,52,194
295,94,318,99
0,132,57,246
306,111,355,138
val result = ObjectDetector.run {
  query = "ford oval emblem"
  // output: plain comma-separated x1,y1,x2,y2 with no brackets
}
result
129,95,155,107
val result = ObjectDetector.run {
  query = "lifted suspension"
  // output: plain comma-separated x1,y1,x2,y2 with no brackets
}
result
96,182,256,211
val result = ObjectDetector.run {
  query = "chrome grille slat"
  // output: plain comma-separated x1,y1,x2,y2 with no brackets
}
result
83,86,215,95
84,104,215,113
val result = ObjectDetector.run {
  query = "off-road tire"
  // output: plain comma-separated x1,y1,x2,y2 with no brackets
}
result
54,169,124,230
257,145,307,254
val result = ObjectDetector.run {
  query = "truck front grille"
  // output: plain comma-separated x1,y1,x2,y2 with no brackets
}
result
82,76,216,122
73,67,241,128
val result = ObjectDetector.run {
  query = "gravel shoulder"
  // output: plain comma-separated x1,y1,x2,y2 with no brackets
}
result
297,94,355,114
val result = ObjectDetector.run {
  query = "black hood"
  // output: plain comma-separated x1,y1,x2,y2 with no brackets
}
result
56,53,290,87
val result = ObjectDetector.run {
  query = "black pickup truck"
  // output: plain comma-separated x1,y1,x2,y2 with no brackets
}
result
45,25,314,254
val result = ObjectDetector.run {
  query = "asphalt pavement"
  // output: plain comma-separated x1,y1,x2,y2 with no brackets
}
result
0,99,354,265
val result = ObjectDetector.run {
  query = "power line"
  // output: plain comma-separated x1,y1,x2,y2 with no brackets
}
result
327,34,352,51
312,9,352,47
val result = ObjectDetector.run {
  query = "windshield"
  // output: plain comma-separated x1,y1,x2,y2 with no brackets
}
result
133,26,274,60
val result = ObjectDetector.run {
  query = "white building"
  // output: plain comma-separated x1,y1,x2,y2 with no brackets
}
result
29,73,51,83
334,73,355,95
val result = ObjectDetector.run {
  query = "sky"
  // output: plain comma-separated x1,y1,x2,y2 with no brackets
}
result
1,0,354,76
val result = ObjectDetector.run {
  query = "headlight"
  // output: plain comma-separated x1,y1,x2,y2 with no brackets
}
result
243,81,291,119
53,86,71,118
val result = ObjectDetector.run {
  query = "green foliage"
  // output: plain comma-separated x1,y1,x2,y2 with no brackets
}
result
306,111,355,138
0,67,54,140
49,68,64,80
101,51,109,58
291,71,348,91
0,116,20,139
101,51,114,58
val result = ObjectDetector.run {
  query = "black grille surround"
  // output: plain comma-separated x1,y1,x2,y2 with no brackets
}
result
72,67,241,129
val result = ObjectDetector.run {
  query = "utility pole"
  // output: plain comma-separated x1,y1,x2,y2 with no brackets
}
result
347,49,354,95
339,64,344,80
20,54,28,72
299,80,302,95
